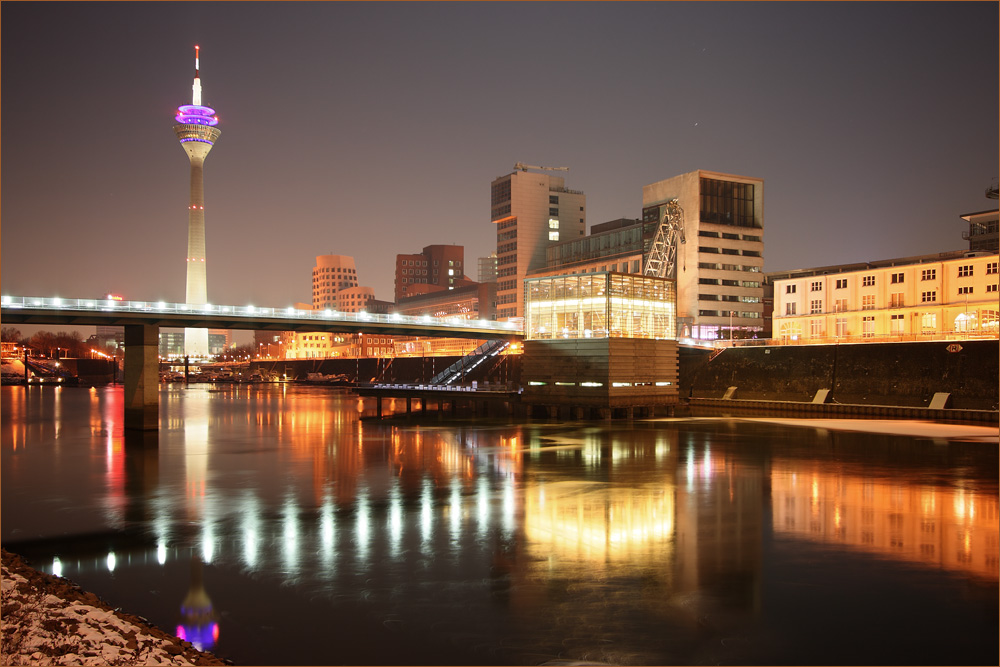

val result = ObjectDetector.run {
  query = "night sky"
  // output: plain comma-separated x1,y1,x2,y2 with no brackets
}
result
2,2,997,323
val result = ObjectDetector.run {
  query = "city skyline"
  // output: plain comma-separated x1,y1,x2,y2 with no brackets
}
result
2,2,997,316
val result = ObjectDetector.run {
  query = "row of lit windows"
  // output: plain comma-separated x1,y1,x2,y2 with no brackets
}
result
785,284,1000,315
700,294,762,303
698,263,762,273
790,262,997,293
783,311,999,338
700,277,758,288
699,246,761,257
699,310,761,318
698,230,762,242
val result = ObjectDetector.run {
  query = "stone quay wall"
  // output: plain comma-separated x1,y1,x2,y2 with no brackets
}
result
682,339,998,412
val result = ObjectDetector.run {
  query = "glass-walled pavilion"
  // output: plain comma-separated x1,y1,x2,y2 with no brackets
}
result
524,272,676,341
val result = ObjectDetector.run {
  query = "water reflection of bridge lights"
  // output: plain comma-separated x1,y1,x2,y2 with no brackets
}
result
389,485,403,556
356,487,372,563
282,496,300,574
421,478,434,551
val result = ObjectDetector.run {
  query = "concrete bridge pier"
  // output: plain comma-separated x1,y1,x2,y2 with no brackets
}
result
124,324,160,431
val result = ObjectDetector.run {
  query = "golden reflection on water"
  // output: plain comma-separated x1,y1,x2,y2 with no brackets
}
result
523,481,676,565
771,464,999,579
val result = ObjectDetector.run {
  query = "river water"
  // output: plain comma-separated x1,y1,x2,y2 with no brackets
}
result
2,384,997,666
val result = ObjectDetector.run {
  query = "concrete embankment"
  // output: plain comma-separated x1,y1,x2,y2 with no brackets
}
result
681,340,998,423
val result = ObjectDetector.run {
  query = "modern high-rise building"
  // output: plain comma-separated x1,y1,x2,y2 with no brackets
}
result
173,46,221,358
478,252,498,284
394,245,467,301
643,170,765,341
492,168,586,320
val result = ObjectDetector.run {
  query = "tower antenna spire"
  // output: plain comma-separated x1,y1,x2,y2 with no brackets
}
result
192,45,202,106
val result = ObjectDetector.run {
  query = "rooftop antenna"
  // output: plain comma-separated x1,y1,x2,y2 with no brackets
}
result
192,45,202,106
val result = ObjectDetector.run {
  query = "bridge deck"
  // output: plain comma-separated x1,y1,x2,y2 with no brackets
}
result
0,296,523,340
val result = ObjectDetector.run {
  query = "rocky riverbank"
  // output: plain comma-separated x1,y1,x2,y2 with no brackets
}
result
1,549,229,666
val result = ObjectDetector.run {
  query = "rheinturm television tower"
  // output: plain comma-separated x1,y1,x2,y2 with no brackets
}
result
174,45,220,358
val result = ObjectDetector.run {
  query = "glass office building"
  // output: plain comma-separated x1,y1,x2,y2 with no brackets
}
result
524,272,676,341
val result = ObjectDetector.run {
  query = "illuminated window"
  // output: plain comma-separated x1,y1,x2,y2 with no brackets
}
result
862,316,875,338
981,310,998,332
954,312,977,332
549,231,559,241
549,218,559,229
862,295,876,310
810,299,822,314
890,314,905,334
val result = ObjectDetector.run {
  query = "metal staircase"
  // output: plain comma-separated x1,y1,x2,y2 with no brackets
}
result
428,340,509,385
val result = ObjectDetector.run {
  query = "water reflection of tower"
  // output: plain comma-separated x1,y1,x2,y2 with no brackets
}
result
173,45,221,358
176,556,219,652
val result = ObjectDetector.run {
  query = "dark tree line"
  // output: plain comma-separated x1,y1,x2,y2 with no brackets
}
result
1,327,90,357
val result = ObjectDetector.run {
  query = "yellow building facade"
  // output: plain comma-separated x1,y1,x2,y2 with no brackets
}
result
771,251,999,343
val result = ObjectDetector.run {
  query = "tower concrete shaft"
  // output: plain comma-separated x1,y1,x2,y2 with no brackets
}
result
174,46,221,358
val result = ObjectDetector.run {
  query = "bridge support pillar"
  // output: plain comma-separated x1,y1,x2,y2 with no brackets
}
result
124,324,159,431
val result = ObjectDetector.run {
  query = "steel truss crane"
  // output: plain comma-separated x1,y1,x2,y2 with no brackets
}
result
643,198,686,279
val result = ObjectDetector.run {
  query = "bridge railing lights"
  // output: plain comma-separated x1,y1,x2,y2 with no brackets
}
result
1,295,525,335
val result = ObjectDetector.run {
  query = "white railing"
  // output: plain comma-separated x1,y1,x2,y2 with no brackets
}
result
713,330,999,348
1,295,522,335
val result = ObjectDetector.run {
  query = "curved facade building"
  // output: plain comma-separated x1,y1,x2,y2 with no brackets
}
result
312,255,359,309
336,286,375,313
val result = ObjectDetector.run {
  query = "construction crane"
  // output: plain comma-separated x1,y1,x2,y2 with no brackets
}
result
643,198,686,279
514,162,569,172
